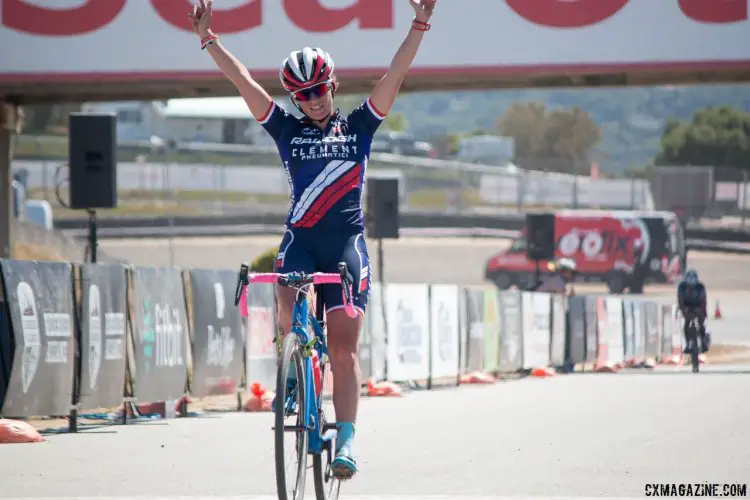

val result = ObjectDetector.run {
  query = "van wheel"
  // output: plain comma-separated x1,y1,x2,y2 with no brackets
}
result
518,273,538,291
606,271,627,294
492,273,513,290
629,280,645,294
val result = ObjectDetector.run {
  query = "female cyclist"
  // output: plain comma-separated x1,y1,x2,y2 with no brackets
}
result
189,0,437,480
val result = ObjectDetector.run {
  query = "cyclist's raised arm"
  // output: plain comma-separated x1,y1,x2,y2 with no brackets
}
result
189,0,273,121
368,0,437,118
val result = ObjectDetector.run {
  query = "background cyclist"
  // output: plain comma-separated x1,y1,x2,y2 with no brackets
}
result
677,269,710,353
536,258,577,296
189,0,437,480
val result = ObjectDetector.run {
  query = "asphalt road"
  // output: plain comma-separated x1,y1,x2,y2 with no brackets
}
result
98,235,750,290
1,365,748,498
2,235,748,498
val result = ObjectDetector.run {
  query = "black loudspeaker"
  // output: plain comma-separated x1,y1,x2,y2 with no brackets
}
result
68,113,117,209
366,177,400,239
525,212,556,261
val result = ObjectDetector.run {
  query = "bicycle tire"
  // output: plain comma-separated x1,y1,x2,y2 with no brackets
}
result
311,286,341,500
313,360,341,500
690,323,700,373
275,333,308,500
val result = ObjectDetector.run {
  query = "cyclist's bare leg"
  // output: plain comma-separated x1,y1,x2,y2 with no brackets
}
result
326,309,364,422
326,308,364,478
275,285,298,335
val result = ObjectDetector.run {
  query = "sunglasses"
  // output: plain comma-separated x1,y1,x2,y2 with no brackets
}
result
293,81,332,102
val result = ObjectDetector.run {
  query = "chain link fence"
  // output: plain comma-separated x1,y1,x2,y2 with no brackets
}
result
13,135,653,219
652,165,750,228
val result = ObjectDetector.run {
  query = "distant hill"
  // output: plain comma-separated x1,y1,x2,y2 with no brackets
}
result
337,83,750,174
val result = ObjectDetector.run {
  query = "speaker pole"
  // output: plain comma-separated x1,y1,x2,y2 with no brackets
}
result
87,208,97,263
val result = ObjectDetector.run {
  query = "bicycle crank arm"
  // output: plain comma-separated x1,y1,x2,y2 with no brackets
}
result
272,424,314,432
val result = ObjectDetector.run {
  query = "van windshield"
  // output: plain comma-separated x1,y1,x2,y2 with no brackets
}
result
508,237,527,253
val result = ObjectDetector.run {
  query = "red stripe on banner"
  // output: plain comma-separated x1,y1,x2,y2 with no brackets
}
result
294,164,361,228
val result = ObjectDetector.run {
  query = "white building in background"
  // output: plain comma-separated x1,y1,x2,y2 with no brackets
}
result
456,134,515,165
82,97,287,146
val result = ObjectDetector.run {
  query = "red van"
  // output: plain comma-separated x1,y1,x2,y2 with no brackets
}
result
484,210,685,294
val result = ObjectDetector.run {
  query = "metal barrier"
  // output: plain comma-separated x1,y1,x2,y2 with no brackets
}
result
13,135,653,216
0,257,685,428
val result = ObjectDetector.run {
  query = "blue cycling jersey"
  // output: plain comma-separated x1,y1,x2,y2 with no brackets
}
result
259,97,386,233
677,281,706,307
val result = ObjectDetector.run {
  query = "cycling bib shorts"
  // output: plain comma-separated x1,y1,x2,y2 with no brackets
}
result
259,98,386,314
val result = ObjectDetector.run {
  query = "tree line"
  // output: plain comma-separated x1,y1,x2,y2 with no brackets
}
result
381,102,750,179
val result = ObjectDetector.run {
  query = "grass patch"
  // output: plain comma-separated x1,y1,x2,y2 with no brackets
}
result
27,188,289,219
13,242,65,262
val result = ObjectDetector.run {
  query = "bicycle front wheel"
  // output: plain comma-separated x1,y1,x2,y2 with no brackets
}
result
275,333,308,500
690,325,700,373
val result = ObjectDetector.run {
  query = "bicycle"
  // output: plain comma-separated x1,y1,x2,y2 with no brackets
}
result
234,261,357,500
682,307,703,373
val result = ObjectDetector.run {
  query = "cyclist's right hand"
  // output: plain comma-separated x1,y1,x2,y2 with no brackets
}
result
189,0,213,38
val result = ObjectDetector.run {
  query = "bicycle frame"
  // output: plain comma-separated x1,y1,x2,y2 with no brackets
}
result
288,283,331,455
233,263,356,456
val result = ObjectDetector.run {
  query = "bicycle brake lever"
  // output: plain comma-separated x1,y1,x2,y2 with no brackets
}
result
233,263,249,307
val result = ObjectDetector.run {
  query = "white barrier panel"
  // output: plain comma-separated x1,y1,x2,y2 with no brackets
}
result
368,281,387,382
671,306,684,355
429,285,460,380
633,302,646,362
521,292,551,369
245,284,277,390
386,284,430,383
549,295,566,367
605,298,625,366
457,290,469,376
623,300,635,363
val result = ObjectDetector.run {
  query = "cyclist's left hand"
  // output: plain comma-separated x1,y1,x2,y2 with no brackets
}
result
410,0,437,23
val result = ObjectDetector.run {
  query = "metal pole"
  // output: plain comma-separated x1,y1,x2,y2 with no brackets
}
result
0,103,19,259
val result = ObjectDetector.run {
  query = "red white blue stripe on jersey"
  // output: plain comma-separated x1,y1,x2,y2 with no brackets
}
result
290,160,363,228
366,98,386,121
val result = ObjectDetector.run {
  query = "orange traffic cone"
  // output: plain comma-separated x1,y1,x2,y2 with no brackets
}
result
244,383,274,412
459,371,496,384
530,367,556,377
714,301,722,319
366,378,403,397
0,419,45,444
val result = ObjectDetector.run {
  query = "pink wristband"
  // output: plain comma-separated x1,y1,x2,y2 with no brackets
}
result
201,33,218,49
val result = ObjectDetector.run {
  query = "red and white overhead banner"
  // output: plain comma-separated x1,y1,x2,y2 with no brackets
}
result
0,0,747,81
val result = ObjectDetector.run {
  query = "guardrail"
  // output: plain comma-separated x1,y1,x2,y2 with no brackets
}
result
15,134,653,211
51,212,750,254
0,257,690,432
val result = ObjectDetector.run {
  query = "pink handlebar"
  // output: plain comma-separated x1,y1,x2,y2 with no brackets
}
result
246,272,357,318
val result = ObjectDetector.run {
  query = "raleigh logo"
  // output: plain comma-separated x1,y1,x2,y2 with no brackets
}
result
290,135,357,145
88,284,102,390
17,281,40,394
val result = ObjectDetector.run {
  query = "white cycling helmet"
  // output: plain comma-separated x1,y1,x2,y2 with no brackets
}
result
555,258,577,272
684,269,698,285
279,47,335,93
